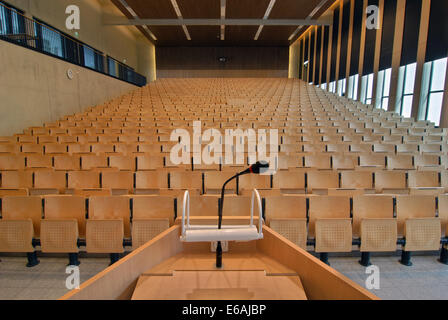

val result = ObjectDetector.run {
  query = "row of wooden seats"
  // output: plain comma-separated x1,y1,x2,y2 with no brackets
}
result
2,140,447,155
1,170,447,196
1,194,447,266
1,152,447,171
265,194,448,265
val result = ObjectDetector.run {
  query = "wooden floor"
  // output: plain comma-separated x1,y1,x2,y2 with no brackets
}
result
131,251,308,300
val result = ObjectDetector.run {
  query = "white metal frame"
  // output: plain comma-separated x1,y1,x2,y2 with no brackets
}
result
180,189,264,242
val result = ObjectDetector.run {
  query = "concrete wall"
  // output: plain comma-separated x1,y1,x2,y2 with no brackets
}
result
0,39,137,136
0,0,157,136
6,0,156,80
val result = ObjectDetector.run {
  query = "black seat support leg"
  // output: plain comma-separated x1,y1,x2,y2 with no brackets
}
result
110,253,120,265
68,253,80,266
359,252,371,266
399,250,412,266
26,252,39,267
319,252,330,266
439,246,448,265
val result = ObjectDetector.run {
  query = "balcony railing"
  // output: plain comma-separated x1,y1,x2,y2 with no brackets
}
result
0,2,146,87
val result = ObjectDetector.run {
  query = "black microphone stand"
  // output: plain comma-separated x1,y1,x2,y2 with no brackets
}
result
216,170,248,268
215,161,269,268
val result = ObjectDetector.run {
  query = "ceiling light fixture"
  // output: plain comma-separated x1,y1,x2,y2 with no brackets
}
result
288,0,330,41
220,0,226,40
170,0,191,40
118,0,157,41
254,0,276,40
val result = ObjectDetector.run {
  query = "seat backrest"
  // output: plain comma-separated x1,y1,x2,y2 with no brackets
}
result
326,143,349,153
135,171,168,189
309,196,350,237
109,155,135,171
374,171,406,191
0,143,20,154
307,171,339,190
26,155,53,168
132,195,175,225
438,194,448,236
0,155,25,170
222,195,251,216
414,154,440,167
332,154,357,170
359,154,385,167
179,195,219,217
387,155,414,170
169,171,202,190
396,195,436,235
88,196,131,237
352,195,394,236
265,195,307,224
68,171,100,189
408,171,439,188
34,170,66,189
340,171,373,189
68,144,91,154
44,195,86,236
204,171,237,191
0,171,33,188
81,155,108,170
53,155,81,171
136,155,164,170
238,174,271,191
2,195,42,235
101,171,134,190
272,171,305,189
304,154,331,169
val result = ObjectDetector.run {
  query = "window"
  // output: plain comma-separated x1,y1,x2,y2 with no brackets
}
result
423,57,447,126
398,62,416,117
361,73,374,105
377,68,391,110
321,83,327,90
329,81,336,93
83,46,95,69
348,74,359,100
34,19,63,58
108,56,116,77
0,1,25,40
337,78,346,97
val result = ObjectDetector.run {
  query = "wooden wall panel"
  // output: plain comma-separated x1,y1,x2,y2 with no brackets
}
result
156,46,289,78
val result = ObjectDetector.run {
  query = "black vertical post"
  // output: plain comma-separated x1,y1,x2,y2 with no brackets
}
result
439,246,448,265
319,252,330,265
68,253,80,266
26,252,39,267
400,250,412,266
359,252,371,266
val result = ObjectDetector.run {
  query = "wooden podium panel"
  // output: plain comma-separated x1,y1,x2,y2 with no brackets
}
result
131,270,307,300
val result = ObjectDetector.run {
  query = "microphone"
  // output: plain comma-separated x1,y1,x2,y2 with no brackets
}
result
240,160,270,175
215,161,270,268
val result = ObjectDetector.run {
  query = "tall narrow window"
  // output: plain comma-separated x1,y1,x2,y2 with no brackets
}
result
83,45,95,69
399,62,417,117
361,73,374,104
424,57,447,126
108,56,116,77
337,78,346,97
377,68,392,110
348,74,359,100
